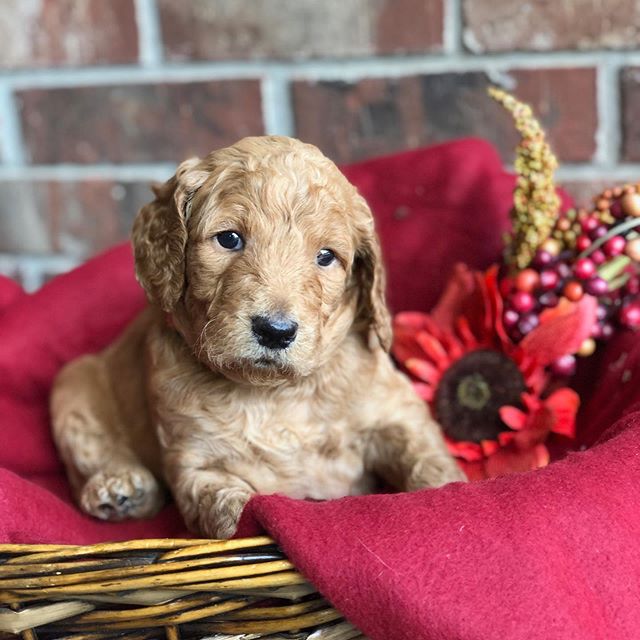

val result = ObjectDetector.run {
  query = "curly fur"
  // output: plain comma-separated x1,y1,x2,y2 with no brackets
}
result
51,136,464,538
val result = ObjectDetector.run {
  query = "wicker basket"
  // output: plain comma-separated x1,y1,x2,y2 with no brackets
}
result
0,537,364,639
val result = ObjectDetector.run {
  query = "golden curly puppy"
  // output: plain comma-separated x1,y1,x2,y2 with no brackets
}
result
51,136,464,538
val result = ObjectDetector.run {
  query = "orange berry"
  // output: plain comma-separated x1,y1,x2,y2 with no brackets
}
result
563,281,584,302
622,192,640,217
515,269,540,293
626,237,640,261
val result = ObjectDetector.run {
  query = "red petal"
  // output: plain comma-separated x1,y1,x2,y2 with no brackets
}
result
533,443,551,468
415,332,451,371
431,263,475,331
462,270,492,340
519,357,548,395
392,331,426,363
510,425,548,449
499,405,528,430
394,311,443,340
478,272,495,339
458,459,487,482
412,382,435,402
545,387,580,438
393,340,424,364
446,438,483,462
455,316,479,350
484,267,511,347
394,312,432,332
520,295,598,366
481,439,500,456
484,443,550,478
405,358,440,383
498,431,516,446
440,331,465,361
521,392,542,413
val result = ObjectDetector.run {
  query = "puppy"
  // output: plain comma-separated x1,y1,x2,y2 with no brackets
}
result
51,136,464,539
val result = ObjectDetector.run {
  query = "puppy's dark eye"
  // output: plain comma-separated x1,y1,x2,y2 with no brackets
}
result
215,231,244,251
316,248,336,267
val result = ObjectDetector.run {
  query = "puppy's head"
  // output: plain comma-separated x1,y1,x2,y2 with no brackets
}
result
132,136,391,385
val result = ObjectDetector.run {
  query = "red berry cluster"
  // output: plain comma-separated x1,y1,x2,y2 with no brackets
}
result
500,184,640,376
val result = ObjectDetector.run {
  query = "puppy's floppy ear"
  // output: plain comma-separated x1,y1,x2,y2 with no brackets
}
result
353,196,393,352
132,157,209,312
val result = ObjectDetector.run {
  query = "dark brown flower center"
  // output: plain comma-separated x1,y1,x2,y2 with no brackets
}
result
434,349,526,443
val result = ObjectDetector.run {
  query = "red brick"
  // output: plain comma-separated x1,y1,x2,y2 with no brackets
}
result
621,68,640,162
376,0,444,54
0,180,153,257
463,0,640,53
159,0,443,61
17,81,264,164
0,0,138,69
293,68,597,164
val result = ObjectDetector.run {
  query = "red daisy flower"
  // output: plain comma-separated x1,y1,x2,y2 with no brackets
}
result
393,264,597,481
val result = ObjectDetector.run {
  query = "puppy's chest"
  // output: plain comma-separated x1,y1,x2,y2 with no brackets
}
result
202,387,369,499
228,393,354,459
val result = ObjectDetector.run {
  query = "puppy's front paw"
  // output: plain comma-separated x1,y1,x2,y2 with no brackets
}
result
407,456,467,491
80,466,163,521
199,487,252,539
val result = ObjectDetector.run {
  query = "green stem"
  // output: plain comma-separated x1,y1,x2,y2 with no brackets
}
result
597,255,631,281
609,273,631,291
577,217,640,260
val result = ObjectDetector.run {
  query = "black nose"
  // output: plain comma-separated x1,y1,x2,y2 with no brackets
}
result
251,315,298,350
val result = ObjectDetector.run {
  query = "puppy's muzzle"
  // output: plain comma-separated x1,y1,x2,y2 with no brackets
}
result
251,315,298,350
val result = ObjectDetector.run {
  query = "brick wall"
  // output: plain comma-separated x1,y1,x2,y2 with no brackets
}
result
1,0,639,289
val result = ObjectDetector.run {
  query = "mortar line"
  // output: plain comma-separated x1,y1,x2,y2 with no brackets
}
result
0,162,637,183
0,51,636,89
594,58,622,167
556,164,640,181
0,163,176,181
261,73,295,137
0,252,80,265
0,253,80,291
443,0,463,55
134,0,164,66
0,84,25,165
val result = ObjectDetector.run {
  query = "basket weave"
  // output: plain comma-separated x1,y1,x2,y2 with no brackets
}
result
0,537,364,639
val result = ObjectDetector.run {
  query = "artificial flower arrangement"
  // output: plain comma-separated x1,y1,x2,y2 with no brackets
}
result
393,89,640,481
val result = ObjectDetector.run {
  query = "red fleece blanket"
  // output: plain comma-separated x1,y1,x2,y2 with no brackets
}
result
2,139,639,639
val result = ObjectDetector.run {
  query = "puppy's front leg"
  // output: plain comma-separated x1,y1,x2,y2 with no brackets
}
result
365,371,466,491
366,410,466,491
167,464,254,539
51,354,163,521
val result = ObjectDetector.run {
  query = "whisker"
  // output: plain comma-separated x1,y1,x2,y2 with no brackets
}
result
195,318,217,360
